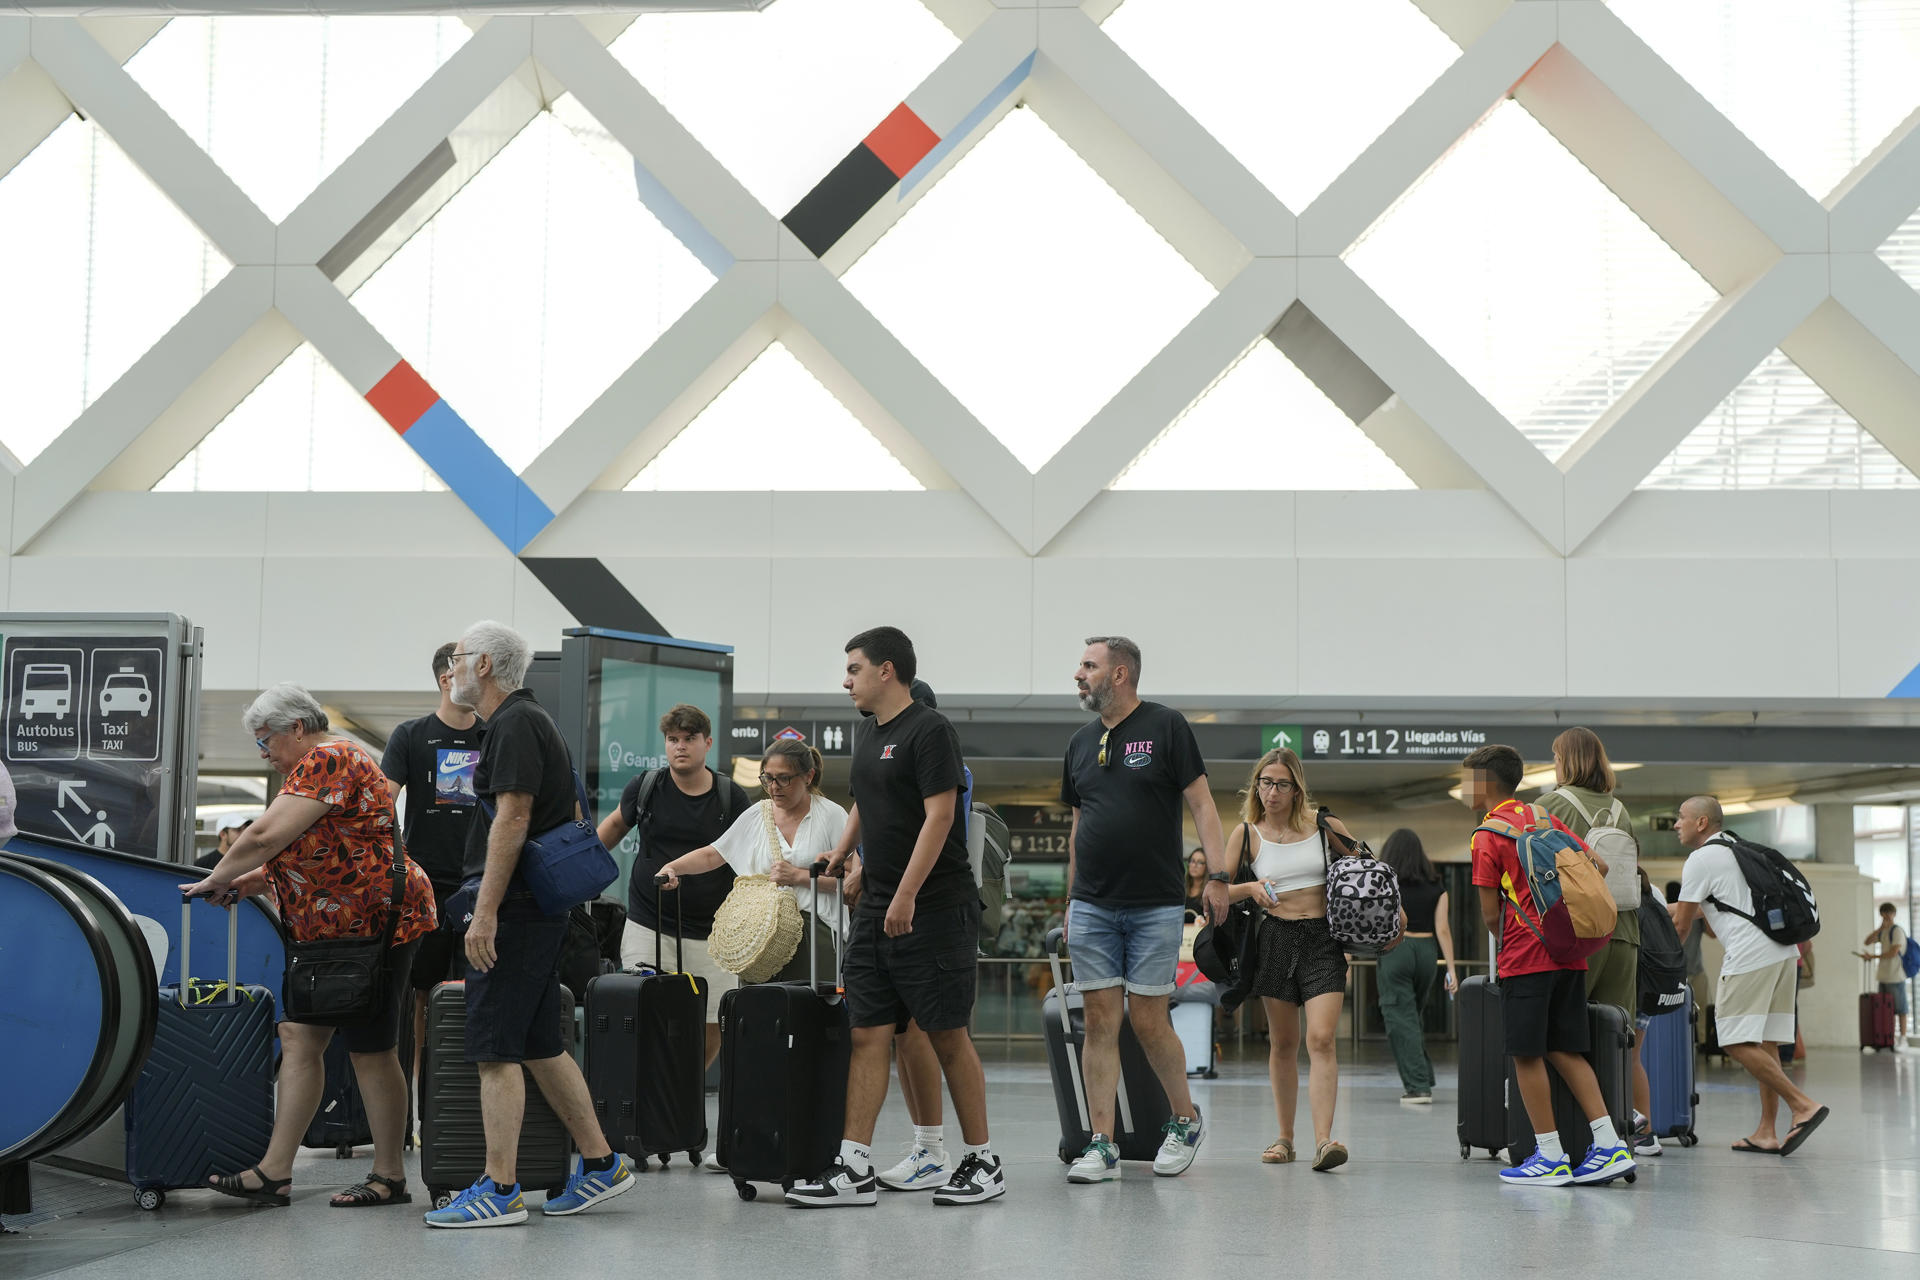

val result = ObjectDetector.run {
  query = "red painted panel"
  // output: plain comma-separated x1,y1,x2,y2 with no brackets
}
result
864,103,940,180
365,360,438,434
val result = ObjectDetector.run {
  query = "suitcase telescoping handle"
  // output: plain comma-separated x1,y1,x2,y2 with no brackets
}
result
651,874,685,974
178,890,240,1005
1043,928,1094,1133
809,859,842,995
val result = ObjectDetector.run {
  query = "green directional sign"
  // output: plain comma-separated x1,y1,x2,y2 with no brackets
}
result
1261,724,1304,754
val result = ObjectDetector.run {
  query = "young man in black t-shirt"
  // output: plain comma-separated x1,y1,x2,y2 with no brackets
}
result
382,642,484,1056
595,703,746,1086
425,621,634,1229
1060,636,1226,1184
792,627,1004,1209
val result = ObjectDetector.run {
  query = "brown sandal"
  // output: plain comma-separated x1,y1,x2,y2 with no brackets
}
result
1312,1141,1348,1172
208,1165,291,1207
329,1172,411,1207
1261,1139,1295,1164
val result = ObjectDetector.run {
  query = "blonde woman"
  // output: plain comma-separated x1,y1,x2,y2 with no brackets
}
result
1226,748,1355,1171
657,738,846,984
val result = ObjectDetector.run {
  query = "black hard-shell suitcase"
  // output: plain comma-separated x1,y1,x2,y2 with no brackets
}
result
1041,928,1172,1164
1455,973,1507,1160
418,980,575,1207
586,882,708,1168
715,865,849,1200
1505,1000,1636,1182
303,1013,416,1157
125,896,276,1210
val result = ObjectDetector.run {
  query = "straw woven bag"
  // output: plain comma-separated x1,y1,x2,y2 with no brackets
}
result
706,803,804,983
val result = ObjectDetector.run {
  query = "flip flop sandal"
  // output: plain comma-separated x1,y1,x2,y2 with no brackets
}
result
1778,1105,1830,1157
1729,1139,1778,1154
329,1172,412,1208
1261,1139,1295,1164
1311,1141,1349,1172
208,1165,291,1207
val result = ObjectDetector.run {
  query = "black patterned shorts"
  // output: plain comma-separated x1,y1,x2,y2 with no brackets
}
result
1250,915,1348,1005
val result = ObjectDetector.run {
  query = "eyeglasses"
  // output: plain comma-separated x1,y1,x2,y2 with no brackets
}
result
254,736,271,752
759,771,801,788
1256,777,1296,792
1097,728,1112,769
447,651,477,664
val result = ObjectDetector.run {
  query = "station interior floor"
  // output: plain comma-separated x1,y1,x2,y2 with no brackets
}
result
7,1041,1918,1280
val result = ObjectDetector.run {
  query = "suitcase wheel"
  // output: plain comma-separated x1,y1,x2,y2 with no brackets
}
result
688,1150,703,1167
1624,1171,1636,1185
1058,1144,1075,1166
547,1186,567,1201
335,1144,354,1160
734,1180,755,1202
657,1153,670,1169
431,1187,454,1209
135,1188,165,1211
1459,1145,1470,1160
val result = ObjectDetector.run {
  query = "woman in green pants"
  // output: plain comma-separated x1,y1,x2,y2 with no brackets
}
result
1376,830,1457,1103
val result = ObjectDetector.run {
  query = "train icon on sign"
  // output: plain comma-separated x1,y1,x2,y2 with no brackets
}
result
99,668,153,717
21,664,74,721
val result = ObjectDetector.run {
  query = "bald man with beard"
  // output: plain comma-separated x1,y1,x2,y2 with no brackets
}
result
1671,796,1829,1155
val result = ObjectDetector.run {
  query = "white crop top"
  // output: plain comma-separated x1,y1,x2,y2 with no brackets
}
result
1250,827,1326,894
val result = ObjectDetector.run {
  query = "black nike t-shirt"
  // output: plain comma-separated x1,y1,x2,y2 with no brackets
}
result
461,688,578,888
848,699,971,919
381,712,484,894
1060,700,1208,908
620,769,746,939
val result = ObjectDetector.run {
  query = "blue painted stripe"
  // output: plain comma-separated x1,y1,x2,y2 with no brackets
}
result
1890,662,1920,697
899,50,1036,198
633,159,732,277
405,400,555,554
562,626,733,653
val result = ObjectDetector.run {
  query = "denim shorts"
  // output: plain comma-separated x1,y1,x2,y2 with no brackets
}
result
1065,901,1184,997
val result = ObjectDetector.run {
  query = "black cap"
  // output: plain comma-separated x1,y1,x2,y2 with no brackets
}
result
910,679,937,708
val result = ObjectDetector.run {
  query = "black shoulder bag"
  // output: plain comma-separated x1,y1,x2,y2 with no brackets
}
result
283,818,409,1026
1191,822,1261,1009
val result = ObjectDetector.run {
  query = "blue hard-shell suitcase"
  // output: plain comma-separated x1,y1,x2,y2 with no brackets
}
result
1642,988,1699,1144
125,897,276,1210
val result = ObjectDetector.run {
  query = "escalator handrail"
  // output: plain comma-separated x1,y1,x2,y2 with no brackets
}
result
0,858,118,1167
5,852,160,1155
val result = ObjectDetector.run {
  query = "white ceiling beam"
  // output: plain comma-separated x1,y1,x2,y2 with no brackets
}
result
0,16,165,179
1828,107,1920,253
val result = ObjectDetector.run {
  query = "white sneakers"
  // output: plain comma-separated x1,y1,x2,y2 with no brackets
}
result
931,1153,1006,1206
784,1161,878,1208
1067,1137,1121,1183
876,1144,950,1192
1152,1112,1205,1177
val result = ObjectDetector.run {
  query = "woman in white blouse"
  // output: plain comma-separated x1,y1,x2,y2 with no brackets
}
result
658,738,846,982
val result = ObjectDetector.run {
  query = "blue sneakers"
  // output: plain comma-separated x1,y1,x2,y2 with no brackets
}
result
542,1154,637,1216
1570,1143,1636,1186
1498,1150,1573,1187
423,1177,528,1228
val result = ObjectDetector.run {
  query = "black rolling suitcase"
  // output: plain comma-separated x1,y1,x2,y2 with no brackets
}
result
125,896,276,1210
1504,1000,1636,1182
1041,927,1171,1164
1455,973,1507,1160
585,880,709,1169
418,980,575,1207
715,863,849,1201
303,1014,416,1158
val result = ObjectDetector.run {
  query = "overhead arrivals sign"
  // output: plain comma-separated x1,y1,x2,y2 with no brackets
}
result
1263,724,1492,761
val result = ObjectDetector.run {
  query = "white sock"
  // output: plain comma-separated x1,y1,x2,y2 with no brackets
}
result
914,1125,944,1153
840,1140,872,1174
1534,1132,1565,1162
1590,1116,1621,1149
964,1141,992,1163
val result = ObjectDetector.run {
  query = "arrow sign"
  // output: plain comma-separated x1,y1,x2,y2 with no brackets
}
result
1261,724,1303,754
57,779,87,810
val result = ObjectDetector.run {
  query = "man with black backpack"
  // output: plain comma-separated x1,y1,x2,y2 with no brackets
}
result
1672,795,1830,1155
597,703,748,1099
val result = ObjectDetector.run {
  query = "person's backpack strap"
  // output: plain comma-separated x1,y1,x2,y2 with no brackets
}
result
634,767,664,832
1552,787,1597,827
1235,822,1255,881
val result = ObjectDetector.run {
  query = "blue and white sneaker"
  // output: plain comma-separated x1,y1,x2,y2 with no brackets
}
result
1498,1150,1573,1187
542,1154,637,1216
1570,1143,1636,1186
1067,1136,1121,1184
1153,1109,1204,1176
876,1144,949,1191
423,1176,527,1228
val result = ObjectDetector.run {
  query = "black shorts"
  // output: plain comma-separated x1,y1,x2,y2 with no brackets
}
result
411,887,464,991
843,901,979,1033
1249,915,1347,1005
294,937,420,1054
463,894,568,1064
1501,968,1590,1057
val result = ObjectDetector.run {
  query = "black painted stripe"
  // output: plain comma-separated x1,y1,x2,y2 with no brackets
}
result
783,144,900,257
519,557,670,637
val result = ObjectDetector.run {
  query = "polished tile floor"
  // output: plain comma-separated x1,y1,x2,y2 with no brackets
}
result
8,1042,1918,1280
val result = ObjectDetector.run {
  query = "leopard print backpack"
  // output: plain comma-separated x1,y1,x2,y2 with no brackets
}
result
1318,808,1403,955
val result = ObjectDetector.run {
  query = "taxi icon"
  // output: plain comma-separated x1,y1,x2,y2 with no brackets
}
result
100,668,152,717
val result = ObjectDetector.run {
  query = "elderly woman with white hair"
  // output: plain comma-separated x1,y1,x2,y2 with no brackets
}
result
183,682,437,1210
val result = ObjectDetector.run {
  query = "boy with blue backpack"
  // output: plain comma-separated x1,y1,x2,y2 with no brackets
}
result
1463,744,1635,1187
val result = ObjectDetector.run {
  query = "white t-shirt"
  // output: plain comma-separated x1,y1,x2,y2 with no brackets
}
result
709,796,849,938
1678,839,1800,978
1872,923,1908,985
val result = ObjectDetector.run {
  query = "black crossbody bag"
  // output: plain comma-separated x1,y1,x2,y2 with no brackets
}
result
283,826,408,1026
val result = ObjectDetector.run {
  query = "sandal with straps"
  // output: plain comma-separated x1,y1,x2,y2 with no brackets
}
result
208,1165,291,1207
1261,1138,1295,1164
1312,1141,1349,1172
329,1172,412,1208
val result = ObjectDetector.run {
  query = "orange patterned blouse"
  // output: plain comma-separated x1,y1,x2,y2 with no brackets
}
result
267,740,437,945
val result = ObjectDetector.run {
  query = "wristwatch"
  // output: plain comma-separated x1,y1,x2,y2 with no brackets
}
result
1206,871,1230,884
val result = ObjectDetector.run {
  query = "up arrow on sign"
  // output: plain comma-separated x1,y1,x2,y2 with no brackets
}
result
1263,725,1303,753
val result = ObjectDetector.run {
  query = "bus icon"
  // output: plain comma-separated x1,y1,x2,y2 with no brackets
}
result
22,663,73,721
